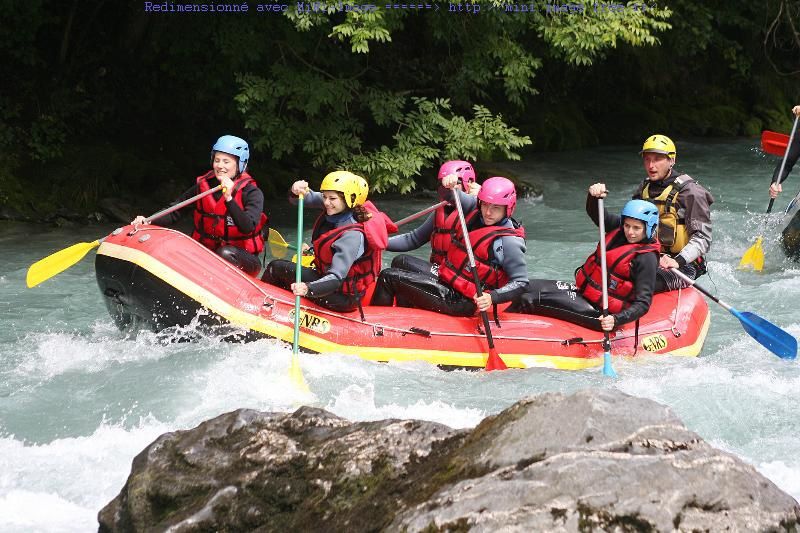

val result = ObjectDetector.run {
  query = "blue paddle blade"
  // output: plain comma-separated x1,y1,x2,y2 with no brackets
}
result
731,309,797,360
602,351,617,377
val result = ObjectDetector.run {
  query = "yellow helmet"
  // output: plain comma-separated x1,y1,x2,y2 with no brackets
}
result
319,171,369,208
640,134,676,159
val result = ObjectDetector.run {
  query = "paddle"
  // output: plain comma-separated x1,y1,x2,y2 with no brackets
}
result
671,268,797,359
26,184,225,288
289,193,311,393
597,198,618,378
762,130,789,157
393,200,448,227
267,228,315,267
451,189,507,371
267,227,295,259
268,201,448,266
740,116,800,271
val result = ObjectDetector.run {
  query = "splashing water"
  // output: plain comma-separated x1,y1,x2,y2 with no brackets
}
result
1,140,798,531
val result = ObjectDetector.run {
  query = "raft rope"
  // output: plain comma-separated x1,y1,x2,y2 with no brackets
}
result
120,227,687,348
252,289,686,347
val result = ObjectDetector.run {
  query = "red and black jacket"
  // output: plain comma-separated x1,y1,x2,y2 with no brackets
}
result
312,201,395,297
438,210,525,299
191,171,267,254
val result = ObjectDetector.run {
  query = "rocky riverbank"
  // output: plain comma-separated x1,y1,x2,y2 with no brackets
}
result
98,389,800,532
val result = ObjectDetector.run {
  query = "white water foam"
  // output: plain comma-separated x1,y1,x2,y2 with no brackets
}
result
758,461,800,498
0,418,170,533
325,383,486,429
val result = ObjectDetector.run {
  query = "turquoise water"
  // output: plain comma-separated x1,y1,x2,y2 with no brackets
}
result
2,139,799,531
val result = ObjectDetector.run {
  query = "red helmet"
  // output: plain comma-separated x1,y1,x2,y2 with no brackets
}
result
437,160,476,191
477,177,517,217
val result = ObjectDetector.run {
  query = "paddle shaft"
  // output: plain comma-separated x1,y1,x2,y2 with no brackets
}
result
672,267,797,359
145,184,225,224
293,194,304,355
451,190,496,350
394,201,448,227
671,268,732,312
271,200,448,256
26,184,231,288
775,116,799,189
597,198,612,351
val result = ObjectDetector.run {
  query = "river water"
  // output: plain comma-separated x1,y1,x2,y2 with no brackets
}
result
2,139,799,531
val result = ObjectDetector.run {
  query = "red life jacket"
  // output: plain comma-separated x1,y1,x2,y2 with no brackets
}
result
574,228,660,314
312,201,395,298
191,171,268,255
429,204,456,265
438,210,526,299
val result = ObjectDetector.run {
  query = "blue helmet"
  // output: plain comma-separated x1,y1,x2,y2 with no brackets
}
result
621,199,659,239
211,135,249,174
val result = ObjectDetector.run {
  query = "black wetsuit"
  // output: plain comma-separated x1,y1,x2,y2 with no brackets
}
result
261,191,366,313
372,213,529,317
509,198,658,331
773,128,800,185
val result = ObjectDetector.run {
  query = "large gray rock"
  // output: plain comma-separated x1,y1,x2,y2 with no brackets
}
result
98,389,800,532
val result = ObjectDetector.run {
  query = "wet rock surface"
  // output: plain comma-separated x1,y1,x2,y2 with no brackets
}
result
98,389,800,532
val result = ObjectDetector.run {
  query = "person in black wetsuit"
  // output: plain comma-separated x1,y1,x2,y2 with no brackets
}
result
131,135,267,276
508,184,660,333
371,177,528,317
768,105,800,200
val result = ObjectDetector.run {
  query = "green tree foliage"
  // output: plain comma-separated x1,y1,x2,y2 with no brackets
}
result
237,0,672,190
2,0,798,214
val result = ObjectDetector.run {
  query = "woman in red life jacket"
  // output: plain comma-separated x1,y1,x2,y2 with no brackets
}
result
371,177,528,317
509,184,660,332
261,171,394,313
131,135,267,276
387,160,481,278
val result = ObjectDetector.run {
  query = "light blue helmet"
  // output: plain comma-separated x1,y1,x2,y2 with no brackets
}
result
211,135,249,174
621,199,659,239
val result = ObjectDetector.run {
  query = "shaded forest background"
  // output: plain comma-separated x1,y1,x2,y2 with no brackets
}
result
1,0,798,220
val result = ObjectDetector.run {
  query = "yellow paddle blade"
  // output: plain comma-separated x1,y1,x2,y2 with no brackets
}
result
289,352,310,394
267,228,293,259
739,236,765,272
26,240,101,288
268,229,290,260
269,242,289,260
268,228,314,265
268,228,289,247
291,253,315,267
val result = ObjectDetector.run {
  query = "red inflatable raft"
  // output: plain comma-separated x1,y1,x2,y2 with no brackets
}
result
95,226,711,370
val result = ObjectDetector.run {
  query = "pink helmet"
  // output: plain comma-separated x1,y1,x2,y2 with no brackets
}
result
437,160,476,191
477,176,517,217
